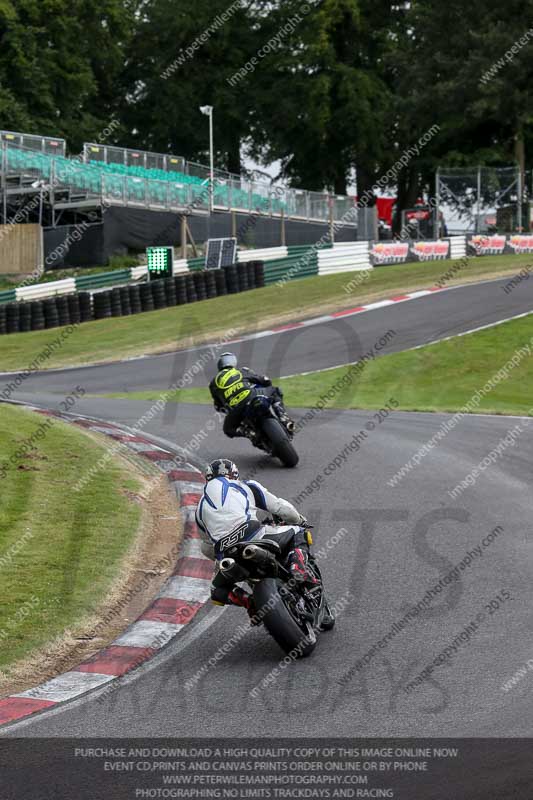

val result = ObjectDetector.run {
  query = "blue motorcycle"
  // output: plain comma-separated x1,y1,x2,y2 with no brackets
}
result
241,393,299,467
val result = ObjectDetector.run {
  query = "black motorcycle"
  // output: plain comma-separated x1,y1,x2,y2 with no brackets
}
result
240,393,299,468
218,523,335,657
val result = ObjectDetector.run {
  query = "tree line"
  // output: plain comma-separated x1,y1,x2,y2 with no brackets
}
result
0,0,530,224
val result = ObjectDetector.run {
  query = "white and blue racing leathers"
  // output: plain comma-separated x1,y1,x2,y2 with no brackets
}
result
195,476,304,561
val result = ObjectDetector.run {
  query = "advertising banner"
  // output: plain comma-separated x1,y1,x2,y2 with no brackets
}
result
369,241,409,265
507,234,533,254
410,240,450,261
467,233,533,256
370,239,451,266
467,234,507,256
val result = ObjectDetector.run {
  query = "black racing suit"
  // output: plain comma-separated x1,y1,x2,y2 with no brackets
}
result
209,366,285,438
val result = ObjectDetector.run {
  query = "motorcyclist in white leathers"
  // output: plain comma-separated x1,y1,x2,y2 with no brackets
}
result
195,459,317,617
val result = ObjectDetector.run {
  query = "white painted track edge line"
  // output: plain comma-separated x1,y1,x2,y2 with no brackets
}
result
283,308,533,379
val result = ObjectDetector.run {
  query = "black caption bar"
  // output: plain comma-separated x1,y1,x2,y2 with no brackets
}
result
0,738,531,799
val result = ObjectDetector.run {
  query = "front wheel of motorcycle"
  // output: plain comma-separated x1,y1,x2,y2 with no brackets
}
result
260,417,299,468
253,578,316,658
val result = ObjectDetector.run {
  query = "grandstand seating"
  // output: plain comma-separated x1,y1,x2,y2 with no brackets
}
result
88,159,284,212
5,146,210,209
4,145,285,213
1,130,355,222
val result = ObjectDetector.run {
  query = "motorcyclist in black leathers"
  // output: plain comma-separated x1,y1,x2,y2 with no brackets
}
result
209,352,294,441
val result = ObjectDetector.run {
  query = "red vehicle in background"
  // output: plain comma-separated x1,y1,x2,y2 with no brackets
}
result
374,198,446,239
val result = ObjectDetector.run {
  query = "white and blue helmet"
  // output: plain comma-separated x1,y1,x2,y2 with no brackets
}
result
205,458,239,482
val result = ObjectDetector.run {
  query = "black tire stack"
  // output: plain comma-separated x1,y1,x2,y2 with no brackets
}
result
175,275,188,305
6,302,20,334
237,262,250,292
164,277,177,307
93,291,112,320
205,270,217,299
185,274,198,303
214,269,227,296
0,258,269,336
120,286,132,316
19,302,31,333
193,271,207,302
245,261,257,290
254,260,265,288
30,301,45,331
44,298,59,328
129,285,142,314
56,296,71,327
140,283,154,312
225,264,239,294
79,292,93,322
68,293,81,324
109,288,122,318
151,279,167,310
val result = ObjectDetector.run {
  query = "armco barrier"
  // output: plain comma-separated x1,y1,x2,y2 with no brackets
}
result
261,241,370,284
186,256,207,272
318,242,370,275
75,268,132,292
0,288,17,304
449,235,467,259
263,252,319,285
15,277,76,301
0,270,142,306
238,246,288,262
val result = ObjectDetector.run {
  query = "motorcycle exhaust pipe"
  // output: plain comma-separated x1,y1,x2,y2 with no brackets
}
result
243,545,261,559
219,557,249,581
243,545,273,567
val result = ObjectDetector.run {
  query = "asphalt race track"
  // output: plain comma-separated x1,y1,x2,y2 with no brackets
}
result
3,274,533,395
2,276,533,740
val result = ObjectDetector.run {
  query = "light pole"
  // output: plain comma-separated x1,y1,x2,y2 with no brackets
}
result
200,105,214,213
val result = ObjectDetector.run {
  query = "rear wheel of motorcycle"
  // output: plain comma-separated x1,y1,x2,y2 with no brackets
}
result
261,417,299,467
253,579,316,658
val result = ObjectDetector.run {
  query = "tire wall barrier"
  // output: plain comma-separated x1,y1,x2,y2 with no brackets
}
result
0,263,264,335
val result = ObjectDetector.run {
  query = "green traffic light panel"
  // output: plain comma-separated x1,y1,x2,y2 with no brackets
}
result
147,246,173,279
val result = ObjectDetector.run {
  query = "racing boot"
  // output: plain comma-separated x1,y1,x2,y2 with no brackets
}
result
229,588,261,626
319,602,336,631
287,548,320,587
213,585,261,625
233,590,261,626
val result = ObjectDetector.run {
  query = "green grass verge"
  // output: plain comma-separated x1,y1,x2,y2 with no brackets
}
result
275,315,533,416
106,314,533,417
0,404,142,671
0,252,531,371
